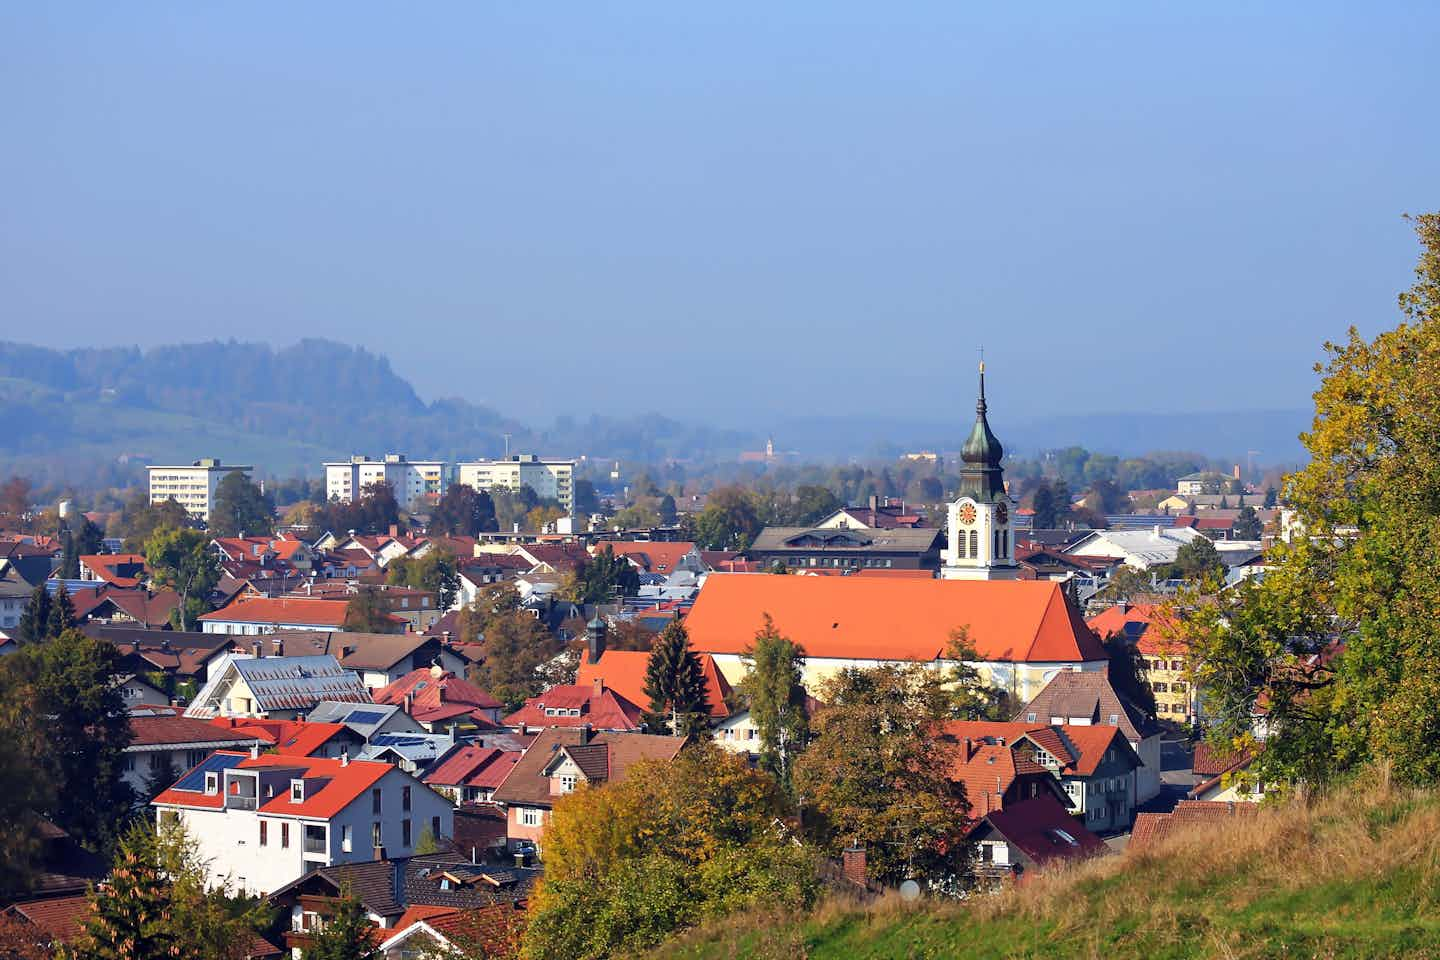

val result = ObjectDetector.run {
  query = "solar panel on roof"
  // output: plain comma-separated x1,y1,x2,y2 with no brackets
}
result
173,754,243,792
343,709,387,726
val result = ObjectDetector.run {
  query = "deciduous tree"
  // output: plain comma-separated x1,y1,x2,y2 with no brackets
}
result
144,527,219,630
739,616,809,791
387,550,460,611
301,889,380,960
208,470,274,537
431,483,497,536
343,586,400,634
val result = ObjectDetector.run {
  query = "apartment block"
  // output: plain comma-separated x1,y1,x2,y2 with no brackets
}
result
147,458,252,522
454,455,574,513
323,454,447,513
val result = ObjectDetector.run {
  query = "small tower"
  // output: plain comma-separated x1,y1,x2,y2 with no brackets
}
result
941,362,1018,581
586,615,608,664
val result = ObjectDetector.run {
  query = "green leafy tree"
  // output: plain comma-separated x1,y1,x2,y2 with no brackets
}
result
15,583,51,645
465,585,562,708
1233,504,1263,540
1174,536,1224,580
738,616,809,791
944,628,1014,721
791,484,841,525
46,583,77,639
343,586,400,634
1182,213,1440,788
301,889,380,960
573,545,640,604
387,550,460,611
0,658,55,900
792,664,969,889
692,487,761,551
207,470,274,537
118,490,191,553
144,527,220,631
1097,566,1153,603
26,629,133,850
643,621,711,737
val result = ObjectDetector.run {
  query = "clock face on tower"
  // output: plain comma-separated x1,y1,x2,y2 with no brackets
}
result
958,503,977,525
996,503,1008,524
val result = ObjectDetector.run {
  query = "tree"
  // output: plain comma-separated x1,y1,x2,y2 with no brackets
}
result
15,583,51,645
24,630,132,850
0,657,55,900
118,490,191,554
945,628,1013,721
343,586,400,634
791,485,840,525
158,822,274,960
572,545,640,604
525,505,567,533
1263,485,1278,508
387,550,460,611
62,823,180,960
738,616,809,791
573,479,600,516
208,470,274,537
46,583,76,639
1174,536,1224,581
792,664,969,889
144,527,219,631
1050,478,1073,526
692,487,761,551
642,621,711,737
431,483,497,536
465,585,562,708
1233,504,1263,540
657,494,678,526
1097,566,1153,603
0,476,32,526
1181,213,1440,788
1101,631,1157,723
523,743,817,960
301,890,380,960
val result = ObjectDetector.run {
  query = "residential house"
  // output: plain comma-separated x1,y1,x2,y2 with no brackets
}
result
360,731,469,777
79,587,181,630
115,672,173,709
424,745,522,805
377,902,527,959
747,525,944,573
123,715,264,802
330,633,459,690
184,654,373,720
1013,671,1164,804
1065,526,1210,570
373,666,504,732
8,819,106,902
968,795,1106,883
945,734,1070,817
207,717,367,760
1086,604,1195,724
153,751,454,896
307,701,427,741
0,569,30,630
197,597,373,635
1189,744,1264,803
684,574,1109,704
77,554,147,588
503,679,645,733
591,541,705,576
455,456,576,513
575,619,731,721
1,896,92,954
812,496,930,530
1131,799,1258,850
491,727,685,852
942,720,1143,833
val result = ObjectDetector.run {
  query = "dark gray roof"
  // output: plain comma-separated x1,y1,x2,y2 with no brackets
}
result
748,526,942,554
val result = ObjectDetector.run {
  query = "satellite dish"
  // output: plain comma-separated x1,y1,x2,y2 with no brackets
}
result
899,880,921,901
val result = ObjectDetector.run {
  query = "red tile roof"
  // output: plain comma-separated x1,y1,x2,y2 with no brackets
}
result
592,541,696,575
373,668,501,725
198,596,393,628
576,649,731,719
976,795,1106,866
1085,603,1185,656
941,720,1136,778
153,751,395,819
5,894,91,943
424,746,520,789
1130,800,1257,851
79,554,147,588
503,684,645,732
130,716,265,748
685,575,1107,664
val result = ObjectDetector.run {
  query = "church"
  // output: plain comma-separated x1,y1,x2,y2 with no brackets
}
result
684,364,1109,702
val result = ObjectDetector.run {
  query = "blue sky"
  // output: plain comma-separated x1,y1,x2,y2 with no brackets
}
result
1,3,1434,425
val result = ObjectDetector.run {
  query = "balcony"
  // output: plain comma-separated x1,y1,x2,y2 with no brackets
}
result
225,796,257,811
304,827,327,855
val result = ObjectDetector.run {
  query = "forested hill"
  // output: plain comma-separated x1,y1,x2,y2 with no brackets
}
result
0,339,752,479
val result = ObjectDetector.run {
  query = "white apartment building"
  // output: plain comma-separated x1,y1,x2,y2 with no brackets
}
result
323,455,447,513
454,455,575,513
147,459,252,522
153,751,454,897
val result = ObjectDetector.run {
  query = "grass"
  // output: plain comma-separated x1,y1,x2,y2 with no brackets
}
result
651,767,1440,959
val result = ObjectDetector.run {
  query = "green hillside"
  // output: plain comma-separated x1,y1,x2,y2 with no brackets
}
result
653,773,1440,960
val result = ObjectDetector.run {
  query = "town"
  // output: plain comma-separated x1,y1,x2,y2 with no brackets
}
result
0,356,1298,958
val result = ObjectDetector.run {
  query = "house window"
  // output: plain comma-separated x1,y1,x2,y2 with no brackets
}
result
123,754,136,772
1026,713,1036,723
281,823,290,849
372,788,382,814
402,786,411,812
520,808,542,827
341,824,352,852
204,772,219,795
372,822,382,848
432,815,441,840
291,780,304,803
1108,714,1119,725
259,821,268,846
186,749,207,768
402,819,412,847
559,775,576,794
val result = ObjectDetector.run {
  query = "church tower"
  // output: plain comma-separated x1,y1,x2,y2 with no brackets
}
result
941,362,1018,580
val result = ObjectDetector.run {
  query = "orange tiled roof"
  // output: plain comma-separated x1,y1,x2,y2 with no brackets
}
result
592,541,696,574
198,596,378,628
684,574,1107,664
152,751,393,819
373,668,501,724
576,649,731,719
503,684,644,731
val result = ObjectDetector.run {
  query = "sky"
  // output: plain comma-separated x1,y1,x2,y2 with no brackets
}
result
1,3,1436,427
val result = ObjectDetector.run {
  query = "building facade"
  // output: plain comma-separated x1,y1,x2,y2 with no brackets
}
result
454,456,575,514
941,363,1018,581
324,455,447,513
147,459,253,522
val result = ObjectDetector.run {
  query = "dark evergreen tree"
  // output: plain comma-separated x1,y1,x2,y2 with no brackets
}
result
1029,481,1057,529
46,583,76,639
208,470,274,537
1264,485,1278,508
575,545,641,604
1233,505,1263,540
642,621,711,737
63,824,179,960
15,584,50,645
657,493,678,526
59,524,80,579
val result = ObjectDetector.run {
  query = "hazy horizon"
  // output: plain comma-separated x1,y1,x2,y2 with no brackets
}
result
3,4,1435,424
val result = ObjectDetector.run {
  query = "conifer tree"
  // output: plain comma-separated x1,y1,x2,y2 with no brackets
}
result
47,583,76,639
62,824,180,960
642,621,711,737
60,524,80,579
302,890,380,960
15,584,50,645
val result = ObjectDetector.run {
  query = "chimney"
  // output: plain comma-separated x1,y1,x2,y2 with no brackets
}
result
841,845,867,888
869,494,879,514
251,641,263,660
340,749,349,766
1152,524,1162,540
579,722,592,745
250,743,260,759
1233,464,1241,480
389,524,400,538
404,692,414,714
591,677,603,700
586,616,607,665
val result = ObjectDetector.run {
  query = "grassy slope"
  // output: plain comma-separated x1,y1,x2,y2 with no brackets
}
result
654,773,1440,960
